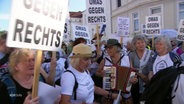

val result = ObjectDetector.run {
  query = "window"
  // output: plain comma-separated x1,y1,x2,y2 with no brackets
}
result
117,0,121,7
179,2,184,20
133,13,139,31
151,7,161,14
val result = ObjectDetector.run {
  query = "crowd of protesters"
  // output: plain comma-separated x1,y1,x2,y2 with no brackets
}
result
0,30,184,104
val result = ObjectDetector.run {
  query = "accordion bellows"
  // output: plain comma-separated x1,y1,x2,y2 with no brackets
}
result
103,66,136,93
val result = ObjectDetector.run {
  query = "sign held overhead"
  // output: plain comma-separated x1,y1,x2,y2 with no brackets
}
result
7,0,69,51
145,16,161,35
177,19,184,41
86,0,107,24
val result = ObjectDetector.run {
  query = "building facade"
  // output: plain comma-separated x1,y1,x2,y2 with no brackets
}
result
111,0,184,36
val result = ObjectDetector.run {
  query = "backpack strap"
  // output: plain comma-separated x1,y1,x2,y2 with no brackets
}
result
0,54,9,66
169,52,182,67
64,70,78,100
0,73,16,103
152,52,182,66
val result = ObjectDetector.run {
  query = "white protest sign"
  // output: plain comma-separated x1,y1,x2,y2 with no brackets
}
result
86,0,107,24
141,24,146,35
145,16,161,35
72,24,91,44
38,82,61,104
63,19,70,43
117,17,130,36
7,0,68,51
177,19,184,41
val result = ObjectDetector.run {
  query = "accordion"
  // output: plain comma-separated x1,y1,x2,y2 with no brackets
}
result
103,66,136,93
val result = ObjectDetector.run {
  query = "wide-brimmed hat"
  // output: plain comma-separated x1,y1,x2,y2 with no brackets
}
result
105,39,122,49
70,43,92,58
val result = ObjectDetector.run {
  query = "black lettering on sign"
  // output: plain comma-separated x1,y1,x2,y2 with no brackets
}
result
88,16,106,23
147,23,159,28
177,35,184,40
14,19,24,42
23,0,62,21
42,27,50,46
23,0,33,9
55,31,61,47
50,29,56,46
89,7,104,14
76,26,86,31
34,25,42,44
146,29,160,34
64,23,67,33
13,19,62,48
180,28,184,33
89,0,102,5
24,22,33,43
182,21,184,25
148,17,158,22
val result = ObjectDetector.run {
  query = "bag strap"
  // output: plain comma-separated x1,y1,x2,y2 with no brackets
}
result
64,70,78,100
0,54,9,66
152,52,182,66
169,52,182,67
1,73,16,103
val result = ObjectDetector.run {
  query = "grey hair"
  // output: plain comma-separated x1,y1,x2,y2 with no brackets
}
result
154,35,172,52
131,35,148,50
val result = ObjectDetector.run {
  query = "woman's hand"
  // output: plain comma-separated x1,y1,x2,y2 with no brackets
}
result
130,75,138,84
23,93,39,104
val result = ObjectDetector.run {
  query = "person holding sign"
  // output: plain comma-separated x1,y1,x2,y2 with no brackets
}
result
129,35,154,104
0,49,39,104
60,44,119,104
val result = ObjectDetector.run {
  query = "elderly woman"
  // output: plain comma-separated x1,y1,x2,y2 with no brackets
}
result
0,48,39,104
60,43,118,104
141,36,184,104
95,39,131,104
129,35,155,104
150,35,182,76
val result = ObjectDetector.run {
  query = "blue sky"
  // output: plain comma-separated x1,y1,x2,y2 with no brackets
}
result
0,0,86,31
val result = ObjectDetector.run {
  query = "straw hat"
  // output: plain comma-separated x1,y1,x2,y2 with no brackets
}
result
70,43,92,58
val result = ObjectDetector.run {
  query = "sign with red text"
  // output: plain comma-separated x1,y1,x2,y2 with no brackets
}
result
86,0,107,24
177,19,184,41
7,0,69,51
145,16,161,35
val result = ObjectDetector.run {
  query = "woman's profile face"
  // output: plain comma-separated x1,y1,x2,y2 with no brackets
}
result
79,58,91,70
15,54,35,75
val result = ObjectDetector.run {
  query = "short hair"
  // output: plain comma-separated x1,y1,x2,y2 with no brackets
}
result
8,48,34,75
73,37,87,46
131,35,148,50
154,35,172,52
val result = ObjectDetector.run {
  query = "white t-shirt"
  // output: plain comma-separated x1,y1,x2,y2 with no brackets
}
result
61,66,94,104
153,53,173,74
104,54,130,67
172,74,184,104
